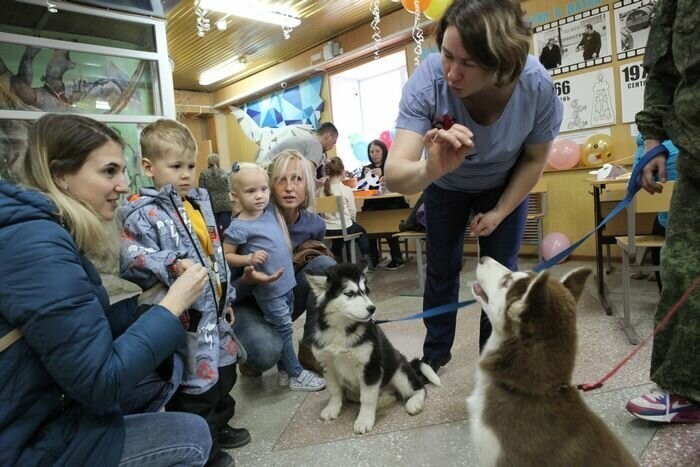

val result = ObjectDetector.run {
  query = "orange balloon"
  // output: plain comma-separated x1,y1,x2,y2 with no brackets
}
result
402,0,432,14
581,134,614,167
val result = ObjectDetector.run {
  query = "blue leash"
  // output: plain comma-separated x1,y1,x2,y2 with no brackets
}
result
374,145,669,325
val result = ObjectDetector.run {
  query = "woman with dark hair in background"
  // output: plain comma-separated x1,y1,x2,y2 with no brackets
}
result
361,139,407,270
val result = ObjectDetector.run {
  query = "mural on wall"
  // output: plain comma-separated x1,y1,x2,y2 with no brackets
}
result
613,0,655,60
554,67,617,132
0,119,150,194
0,43,155,114
231,76,324,165
0,43,156,182
533,5,613,76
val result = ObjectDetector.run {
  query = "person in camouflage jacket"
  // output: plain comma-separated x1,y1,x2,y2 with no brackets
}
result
626,0,700,423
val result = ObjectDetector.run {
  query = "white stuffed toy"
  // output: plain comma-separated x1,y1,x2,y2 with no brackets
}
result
357,170,380,190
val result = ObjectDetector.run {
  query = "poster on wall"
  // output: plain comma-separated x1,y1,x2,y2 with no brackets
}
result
533,5,613,76
619,59,647,123
555,67,617,132
613,0,656,60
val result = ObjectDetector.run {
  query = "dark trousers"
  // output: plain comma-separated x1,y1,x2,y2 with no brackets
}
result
326,222,370,261
422,184,528,360
165,364,237,461
368,235,403,262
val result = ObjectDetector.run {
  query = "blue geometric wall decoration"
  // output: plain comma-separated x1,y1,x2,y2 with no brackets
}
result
243,76,324,129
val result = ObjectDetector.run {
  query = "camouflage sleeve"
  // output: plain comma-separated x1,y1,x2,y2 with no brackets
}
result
120,208,183,289
635,0,679,140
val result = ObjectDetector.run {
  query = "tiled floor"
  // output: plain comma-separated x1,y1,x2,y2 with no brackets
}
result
224,256,699,466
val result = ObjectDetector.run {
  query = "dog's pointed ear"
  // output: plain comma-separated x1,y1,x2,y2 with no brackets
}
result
508,271,549,321
561,267,592,303
305,272,328,298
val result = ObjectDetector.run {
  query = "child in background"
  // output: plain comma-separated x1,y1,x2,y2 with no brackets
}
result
223,161,326,391
120,119,249,467
322,157,372,266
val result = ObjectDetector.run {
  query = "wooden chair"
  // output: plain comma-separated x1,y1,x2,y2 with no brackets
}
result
316,195,363,263
615,181,675,344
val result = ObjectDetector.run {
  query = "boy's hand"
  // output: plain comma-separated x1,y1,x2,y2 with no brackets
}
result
160,264,208,317
224,306,235,325
249,250,268,266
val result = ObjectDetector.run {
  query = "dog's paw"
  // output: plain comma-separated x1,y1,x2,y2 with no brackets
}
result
405,391,425,415
353,414,375,434
320,402,341,421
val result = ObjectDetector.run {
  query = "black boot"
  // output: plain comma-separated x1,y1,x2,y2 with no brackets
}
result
217,425,251,449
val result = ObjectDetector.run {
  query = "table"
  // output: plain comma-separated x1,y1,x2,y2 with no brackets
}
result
588,177,656,315
354,192,417,235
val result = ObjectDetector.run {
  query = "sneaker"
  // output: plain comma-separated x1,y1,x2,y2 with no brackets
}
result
289,369,326,391
626,389,700,423
217,425,251,449
298,340,323,374
277,370,289,387
384,258,404,270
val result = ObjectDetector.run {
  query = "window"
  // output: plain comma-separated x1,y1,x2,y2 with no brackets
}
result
330,51,407,172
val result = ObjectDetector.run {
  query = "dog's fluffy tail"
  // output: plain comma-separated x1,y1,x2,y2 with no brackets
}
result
410,359,442,387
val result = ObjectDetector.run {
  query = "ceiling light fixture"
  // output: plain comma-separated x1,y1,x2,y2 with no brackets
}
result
215,16,229,31
198,0,300,28
199,56,247,86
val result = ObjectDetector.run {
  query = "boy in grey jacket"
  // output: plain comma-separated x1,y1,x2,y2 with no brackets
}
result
120,120,248,467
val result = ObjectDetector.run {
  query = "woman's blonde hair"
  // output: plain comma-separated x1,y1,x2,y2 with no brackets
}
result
266,150,316,252
436,0,531,87
21,114,124,263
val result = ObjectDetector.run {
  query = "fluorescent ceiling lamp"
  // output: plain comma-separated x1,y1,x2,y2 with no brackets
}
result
199,57,246,86
199,0,301,28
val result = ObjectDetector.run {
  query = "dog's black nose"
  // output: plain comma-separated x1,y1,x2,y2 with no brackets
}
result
367,305,376,315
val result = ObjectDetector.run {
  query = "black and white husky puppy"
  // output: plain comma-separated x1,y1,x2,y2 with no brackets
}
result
307,263,441,434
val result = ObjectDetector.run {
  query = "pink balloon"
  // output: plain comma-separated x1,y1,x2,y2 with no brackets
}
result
379,130,393,150
548,139,580,170
542,232,572,263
